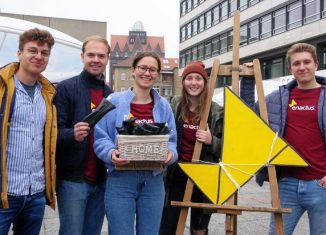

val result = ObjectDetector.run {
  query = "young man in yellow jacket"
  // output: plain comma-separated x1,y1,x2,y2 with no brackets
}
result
0,28,57,235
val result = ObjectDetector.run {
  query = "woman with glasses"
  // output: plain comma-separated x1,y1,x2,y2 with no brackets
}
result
159,61,224,235
94,51,178,235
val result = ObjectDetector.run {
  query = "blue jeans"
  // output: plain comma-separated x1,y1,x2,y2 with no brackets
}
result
105,171,165,235
56,179,105,235
269,177,326,235
0,191,45,235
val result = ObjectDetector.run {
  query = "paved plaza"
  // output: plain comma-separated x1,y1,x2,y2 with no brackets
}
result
10,179,308,235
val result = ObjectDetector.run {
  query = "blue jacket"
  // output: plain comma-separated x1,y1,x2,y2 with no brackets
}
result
54,70,113,182
94,88,178,173
241,76,326,185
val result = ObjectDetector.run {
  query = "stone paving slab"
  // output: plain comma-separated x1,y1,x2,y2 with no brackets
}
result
9,179,308,234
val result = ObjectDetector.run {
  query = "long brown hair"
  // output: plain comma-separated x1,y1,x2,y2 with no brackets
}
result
179,78,208,123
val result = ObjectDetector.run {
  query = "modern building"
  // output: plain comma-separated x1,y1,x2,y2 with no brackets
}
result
110,21,180,98
0,12,106,43
179,0,326,87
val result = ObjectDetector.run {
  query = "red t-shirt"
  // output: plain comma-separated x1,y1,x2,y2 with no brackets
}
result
130,101,154,124
84,89,106,183
180,112,198,162
281,87,326,180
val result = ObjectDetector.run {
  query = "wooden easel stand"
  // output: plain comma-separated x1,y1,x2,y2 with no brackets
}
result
174,11,286,235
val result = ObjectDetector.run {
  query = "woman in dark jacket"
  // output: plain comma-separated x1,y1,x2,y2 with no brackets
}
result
160,61,223,235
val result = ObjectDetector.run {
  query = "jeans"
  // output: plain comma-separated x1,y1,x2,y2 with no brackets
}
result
56,179,105,235
105,170,165,235
0,191,45,235
269,177,326,235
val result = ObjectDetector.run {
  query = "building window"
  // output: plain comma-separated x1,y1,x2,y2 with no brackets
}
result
193,0,199,7
153,85,160,94
240,24,248,46
181,1,186,16
205,10,212,29
186,0,192,12
192,19,198,36
186,23,192,39
212,36,220,56
192,46,198,60
162,86,173,97
121,87,126,92
323,0,326,16
273,8,286,34
228,31,233,51
323,47,326,68
263,57,286,79
260,14,272,39
199,15,205,32
185,49,191,65
181,27,186,42
229,0,237,17
249,0,259,6
220,33,228,54
287,1,303,30
221,1,228,21
248,19,259,43
205,41,212,59
120,73,126,80
213,6,220,25
124,52,128,58
180,52,186,68
198,44,204,60
270,58,284,79
304,0,320,23
239,0,248,11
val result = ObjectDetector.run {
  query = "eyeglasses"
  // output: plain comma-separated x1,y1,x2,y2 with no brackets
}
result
24,47,50,58
136,65,159,75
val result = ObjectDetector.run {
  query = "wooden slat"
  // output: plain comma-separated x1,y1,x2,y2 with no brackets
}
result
217,65,255,77
171,201,292,214
253,59,285,235
226,10,241,235
175,10,286,235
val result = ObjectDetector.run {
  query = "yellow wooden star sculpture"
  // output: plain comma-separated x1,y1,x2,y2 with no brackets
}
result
179,87,308,205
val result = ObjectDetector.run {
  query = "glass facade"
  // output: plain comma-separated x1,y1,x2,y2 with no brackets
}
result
287,1,302,30
180,0,326,71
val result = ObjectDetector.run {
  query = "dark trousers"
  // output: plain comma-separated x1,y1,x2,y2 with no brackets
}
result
159,166,211,235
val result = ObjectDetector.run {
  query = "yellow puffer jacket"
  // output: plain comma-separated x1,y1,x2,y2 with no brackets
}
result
0,63,57,209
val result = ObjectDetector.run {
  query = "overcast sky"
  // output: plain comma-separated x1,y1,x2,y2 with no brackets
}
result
0,0,180,58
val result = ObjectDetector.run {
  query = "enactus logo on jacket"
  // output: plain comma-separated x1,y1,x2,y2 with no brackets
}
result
288,99,315,111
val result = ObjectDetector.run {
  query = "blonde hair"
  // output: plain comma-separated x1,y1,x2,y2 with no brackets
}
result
286,43,318,67
82,35,110,55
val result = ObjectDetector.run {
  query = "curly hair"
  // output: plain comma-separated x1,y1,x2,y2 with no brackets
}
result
19,28,55,51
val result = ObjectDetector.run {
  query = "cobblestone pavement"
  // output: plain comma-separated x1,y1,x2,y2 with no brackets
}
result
9,179,308,234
